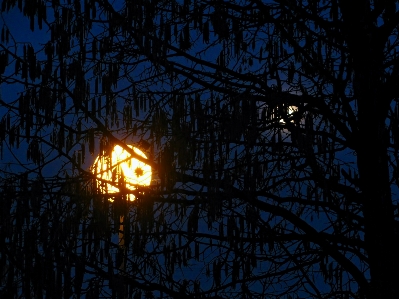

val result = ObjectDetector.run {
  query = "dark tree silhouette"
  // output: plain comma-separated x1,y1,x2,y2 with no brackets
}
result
1,0,399,298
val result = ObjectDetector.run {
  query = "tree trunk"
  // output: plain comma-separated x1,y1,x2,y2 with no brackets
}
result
342,1,399,293
355,54,399,298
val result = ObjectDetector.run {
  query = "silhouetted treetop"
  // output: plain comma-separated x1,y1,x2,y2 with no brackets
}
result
1,1,399,298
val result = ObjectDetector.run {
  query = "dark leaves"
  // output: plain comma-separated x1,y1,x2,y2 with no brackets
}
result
203,20,209,44
0,51,8,75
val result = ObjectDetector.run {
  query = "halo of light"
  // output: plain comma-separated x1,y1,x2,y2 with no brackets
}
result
92,145,152,201
279,105,298,124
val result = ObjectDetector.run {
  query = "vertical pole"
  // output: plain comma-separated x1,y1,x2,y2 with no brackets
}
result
119,215,125,255
118,215,127,299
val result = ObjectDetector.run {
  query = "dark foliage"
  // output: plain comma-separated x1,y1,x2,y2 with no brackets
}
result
1,0,399,298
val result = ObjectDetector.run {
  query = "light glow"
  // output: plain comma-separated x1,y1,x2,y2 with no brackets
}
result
92,145,152,201
279,105,298,124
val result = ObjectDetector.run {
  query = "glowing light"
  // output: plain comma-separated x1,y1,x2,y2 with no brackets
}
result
92,145,152,201
279,105,298,124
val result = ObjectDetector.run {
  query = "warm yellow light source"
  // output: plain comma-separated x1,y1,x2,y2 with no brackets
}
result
279,105,298,124
92,145,152,201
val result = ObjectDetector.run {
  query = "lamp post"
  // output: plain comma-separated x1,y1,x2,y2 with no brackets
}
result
92,144,152,202
91,144,152,296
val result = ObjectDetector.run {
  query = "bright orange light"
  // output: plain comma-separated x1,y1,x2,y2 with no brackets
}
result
92,145,152,201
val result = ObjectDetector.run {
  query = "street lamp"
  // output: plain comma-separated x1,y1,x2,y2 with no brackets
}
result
91,143,152,284
92,144,152,202
279,105,298,124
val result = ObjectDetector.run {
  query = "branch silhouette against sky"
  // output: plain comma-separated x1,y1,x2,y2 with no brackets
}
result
1,0,399,298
